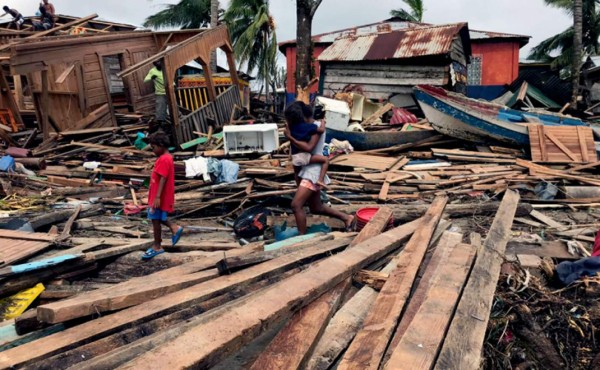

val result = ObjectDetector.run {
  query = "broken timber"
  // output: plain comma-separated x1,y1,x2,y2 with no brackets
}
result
248,280,349,370
0,236,356,367
384,242,476,369
434,189,520,370
102,219,422,369
338,195,448,370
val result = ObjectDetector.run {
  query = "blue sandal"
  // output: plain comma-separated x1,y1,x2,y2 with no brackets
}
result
141,247,164,260
172,227,184,246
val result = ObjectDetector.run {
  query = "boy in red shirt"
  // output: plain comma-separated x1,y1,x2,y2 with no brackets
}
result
143,132,183,260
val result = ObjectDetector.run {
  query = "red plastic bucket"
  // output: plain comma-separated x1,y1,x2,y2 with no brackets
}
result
356,207,394,232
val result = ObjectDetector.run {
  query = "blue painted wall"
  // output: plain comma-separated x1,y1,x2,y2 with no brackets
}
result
466,85,507,101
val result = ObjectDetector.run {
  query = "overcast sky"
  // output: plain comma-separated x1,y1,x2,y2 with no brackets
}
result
2,0,573,59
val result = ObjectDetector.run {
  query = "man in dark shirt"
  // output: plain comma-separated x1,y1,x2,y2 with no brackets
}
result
2,6,24,30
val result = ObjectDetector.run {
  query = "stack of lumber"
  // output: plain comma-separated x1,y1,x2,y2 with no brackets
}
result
0,192,521,369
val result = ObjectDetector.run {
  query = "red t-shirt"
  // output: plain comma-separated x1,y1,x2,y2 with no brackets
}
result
148,153,175,213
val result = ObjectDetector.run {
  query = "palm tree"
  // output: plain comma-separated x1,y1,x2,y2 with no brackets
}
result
210,0,219,73
296,0,323,88
390,0,425,22
573,0,583,106
528,0,600,75
144,0,223,73
224,0,277,107
143,0,212,29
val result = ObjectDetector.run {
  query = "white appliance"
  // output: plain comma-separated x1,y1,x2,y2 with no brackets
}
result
223,124,280,155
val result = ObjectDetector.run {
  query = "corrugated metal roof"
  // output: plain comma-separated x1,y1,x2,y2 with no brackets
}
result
279,19,530,51
470,29,530,43
319,23,468,62
278,18,424,48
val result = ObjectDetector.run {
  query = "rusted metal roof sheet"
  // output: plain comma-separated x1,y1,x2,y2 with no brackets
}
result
319,23,468,62
470,29,530,47
278,18,425,49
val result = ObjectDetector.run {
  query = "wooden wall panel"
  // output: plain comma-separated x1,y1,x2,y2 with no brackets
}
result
529,125,598,163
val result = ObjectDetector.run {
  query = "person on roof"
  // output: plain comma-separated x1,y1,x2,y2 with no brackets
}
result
32,5,54,31
41,0,55,16
2,6,25,30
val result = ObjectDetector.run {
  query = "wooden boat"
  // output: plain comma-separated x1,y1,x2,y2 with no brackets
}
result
414,85,585,146
325,127,438,151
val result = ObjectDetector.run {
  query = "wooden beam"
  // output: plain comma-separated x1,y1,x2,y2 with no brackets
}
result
56,205,81,242
529,210,565,229
36,236,347,324
201,60,217,102
102,221,422,369
41,69,50,140
382,231,464,364
28,14,98,39
544,130,579,161
306,218,448,370
0,236,360,368
349,207,393,247
54,64,76,84
0,69,24,129
434,190,520,370
378,174,393,202
384,243,476,369
577,126,590,162
66,103,110,132
216,234,335,274
34,267,304,369
338,196,448,370
249,280,349,370
117,26,228,79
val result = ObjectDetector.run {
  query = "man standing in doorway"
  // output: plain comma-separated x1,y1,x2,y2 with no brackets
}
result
144,61,168,129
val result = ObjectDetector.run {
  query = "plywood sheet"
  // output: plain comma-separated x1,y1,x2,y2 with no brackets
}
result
331,153,400,171
529,125,597,163
0,238,51,266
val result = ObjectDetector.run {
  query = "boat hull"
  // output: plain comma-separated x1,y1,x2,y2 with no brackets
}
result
415,87,529,146
326,127,438,151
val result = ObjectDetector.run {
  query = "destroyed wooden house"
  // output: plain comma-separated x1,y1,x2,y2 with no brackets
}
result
317,23,471,107
0,22,242,145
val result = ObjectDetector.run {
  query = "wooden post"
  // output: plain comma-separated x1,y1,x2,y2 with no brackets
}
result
162,57,178,127
0,69,24,129
201,60,217,103
226,51,240,88
41,69,50,140
12,75,24,110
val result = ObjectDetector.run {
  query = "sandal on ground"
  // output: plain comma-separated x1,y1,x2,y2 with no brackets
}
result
141,247,164,260
172,227,184,246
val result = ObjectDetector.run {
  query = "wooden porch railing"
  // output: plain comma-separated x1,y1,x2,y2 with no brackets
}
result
175,85,241,145
175,85,231,112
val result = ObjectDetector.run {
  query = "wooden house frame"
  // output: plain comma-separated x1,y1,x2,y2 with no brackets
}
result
4,25,241,145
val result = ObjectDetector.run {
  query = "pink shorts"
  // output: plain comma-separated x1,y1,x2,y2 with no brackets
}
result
300,179,320,192
292,153,312,167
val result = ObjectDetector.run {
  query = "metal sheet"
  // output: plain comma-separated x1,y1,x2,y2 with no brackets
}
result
319,23,468,62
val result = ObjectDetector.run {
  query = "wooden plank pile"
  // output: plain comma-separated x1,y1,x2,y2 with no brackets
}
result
0,192,524,369
1,110,600,368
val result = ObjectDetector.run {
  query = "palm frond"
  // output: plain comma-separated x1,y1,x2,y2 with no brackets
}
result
224,0,277,79
403,0,425,21
144,0,213,29
389,8,418,22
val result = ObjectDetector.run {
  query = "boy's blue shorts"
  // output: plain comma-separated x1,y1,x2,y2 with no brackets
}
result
147,208,168,222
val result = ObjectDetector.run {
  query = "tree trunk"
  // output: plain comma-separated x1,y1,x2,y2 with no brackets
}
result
296,1,314,90
264,33,270,111
572,0,583,107
210,0,219,73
